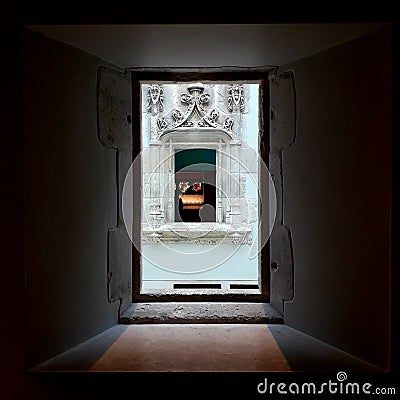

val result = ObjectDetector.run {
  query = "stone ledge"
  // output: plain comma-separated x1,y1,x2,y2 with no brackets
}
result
142,223,253,244
120,302,283,324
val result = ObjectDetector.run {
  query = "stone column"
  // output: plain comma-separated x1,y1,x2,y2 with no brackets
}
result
216,139,223,223
166,140,174,223
149,142,162,227
229,141,242,227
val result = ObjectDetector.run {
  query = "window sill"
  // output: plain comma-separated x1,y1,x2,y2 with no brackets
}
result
142,222,252,245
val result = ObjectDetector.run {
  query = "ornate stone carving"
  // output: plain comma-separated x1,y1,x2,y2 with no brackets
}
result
171,109,184,123
198,109,219,127
147,84,164,114
154,83,235,137
171,83,212,129
223,116,234,131
228,84,245,112
156,117,168,131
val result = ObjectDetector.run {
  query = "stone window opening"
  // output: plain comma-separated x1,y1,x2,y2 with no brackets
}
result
98,67,295,317
132,75,271,300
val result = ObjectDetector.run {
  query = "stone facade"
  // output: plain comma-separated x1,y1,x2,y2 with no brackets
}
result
141,81,260,246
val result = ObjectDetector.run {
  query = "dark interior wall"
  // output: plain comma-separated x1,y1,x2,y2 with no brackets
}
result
282,26,391,369
23,30,120,368
2,20,25,399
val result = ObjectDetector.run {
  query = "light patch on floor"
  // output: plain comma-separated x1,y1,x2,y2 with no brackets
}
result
88,324,291,372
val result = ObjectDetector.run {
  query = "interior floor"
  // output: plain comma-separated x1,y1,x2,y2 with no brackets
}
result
26,323,386,399
31,323,381,373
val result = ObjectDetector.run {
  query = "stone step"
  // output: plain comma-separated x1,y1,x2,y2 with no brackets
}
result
119,302,283,324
